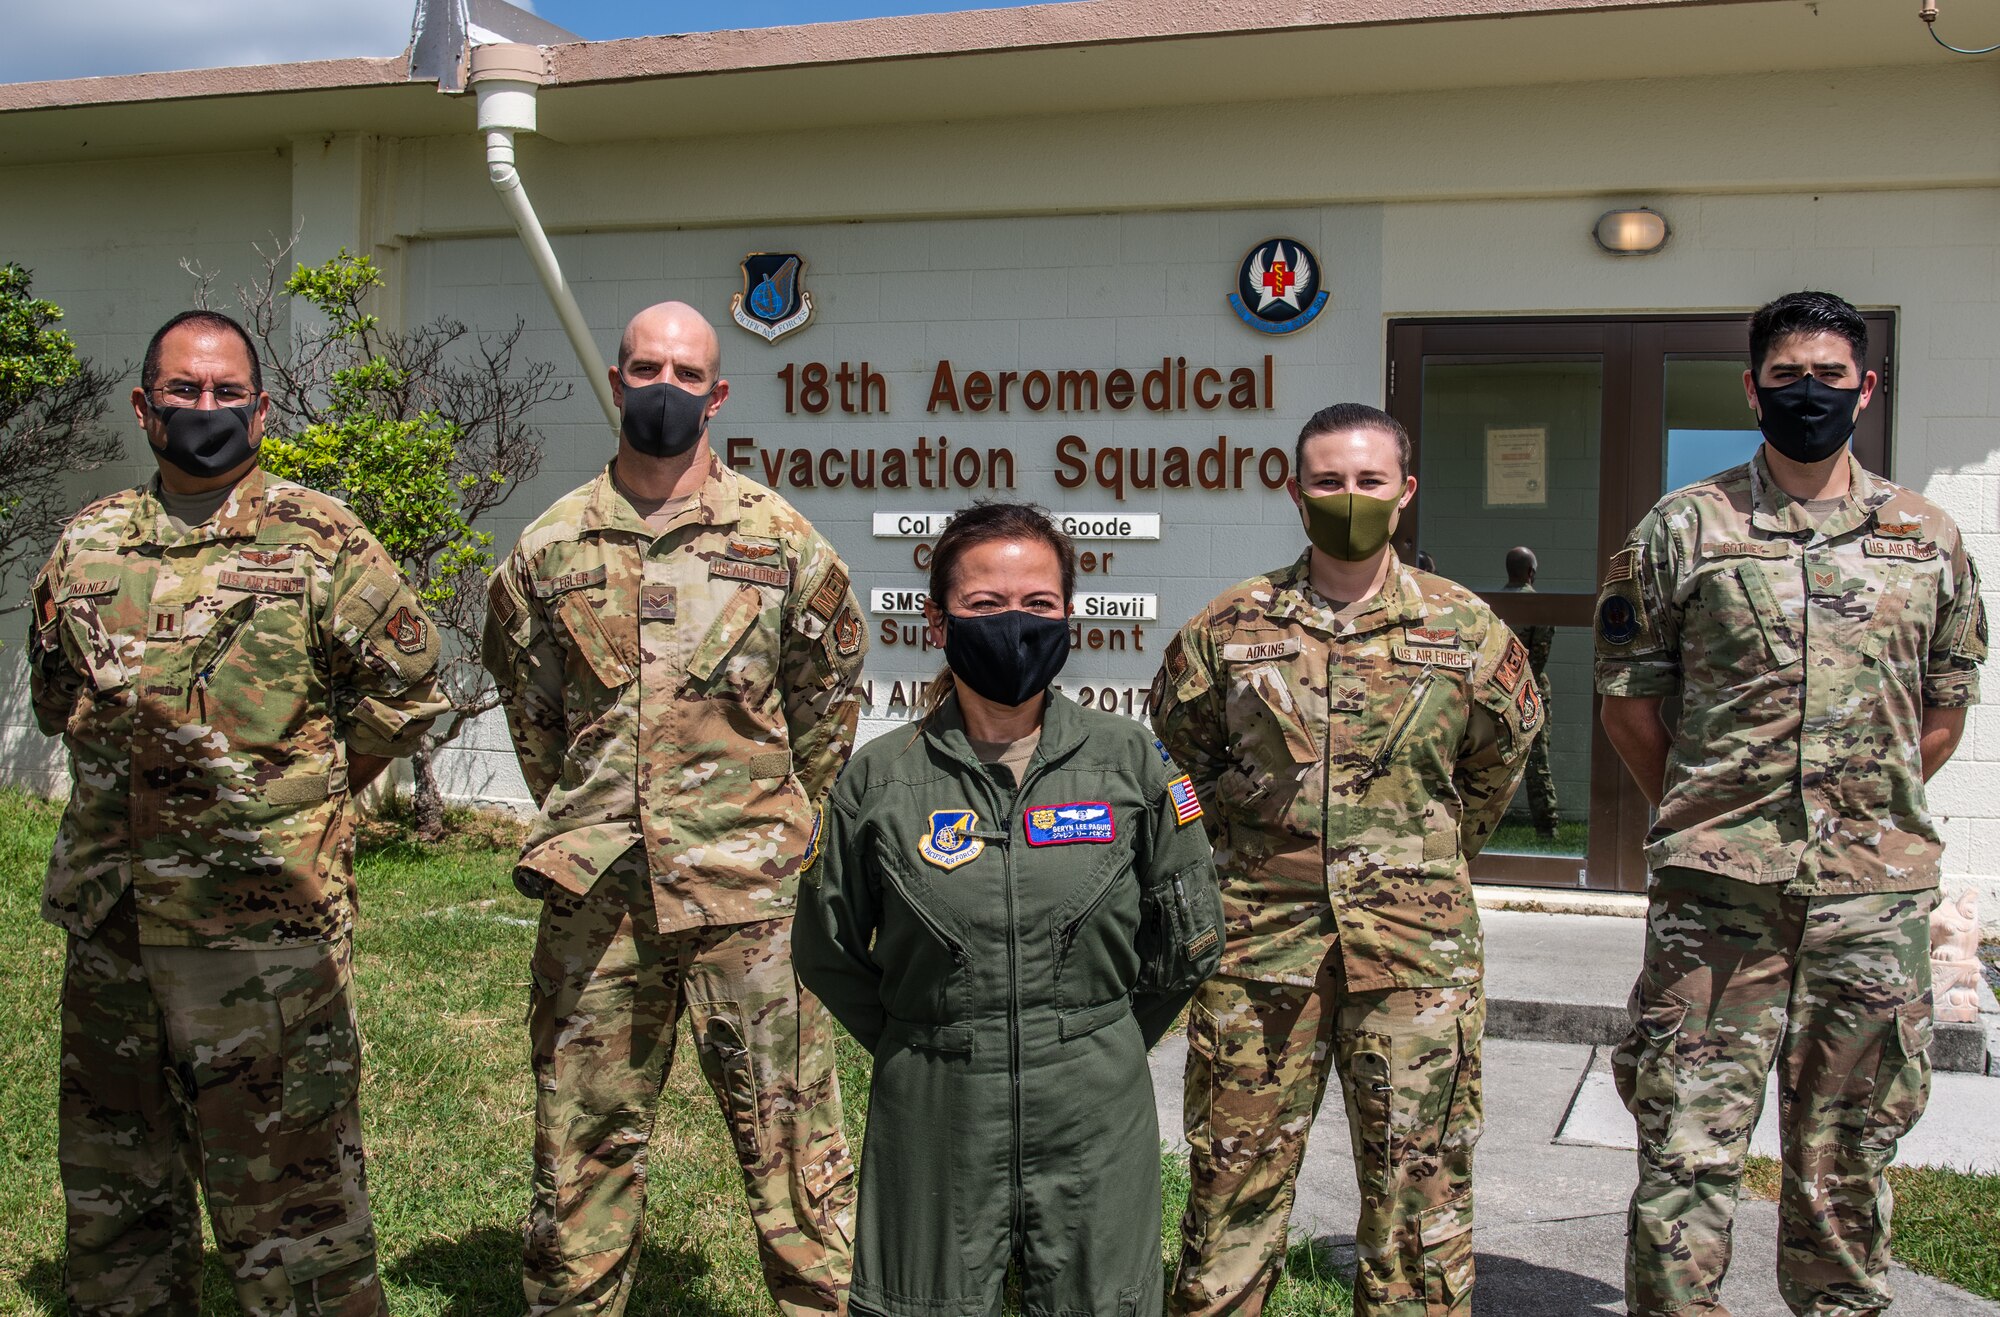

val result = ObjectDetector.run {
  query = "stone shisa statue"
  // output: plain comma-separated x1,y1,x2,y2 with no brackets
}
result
1931,886,1985,1025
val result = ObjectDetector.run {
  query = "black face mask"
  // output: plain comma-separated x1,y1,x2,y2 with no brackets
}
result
149,401,258,478
943,610,1071,709
1754,375,1861,465
620,379,713,458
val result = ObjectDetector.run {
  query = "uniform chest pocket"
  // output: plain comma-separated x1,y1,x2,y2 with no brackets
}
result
55,585,133,694
537,563,636,692
686,585,779,704
1858,565,1926,687
1225,658,1320,767
1693,555,1799,675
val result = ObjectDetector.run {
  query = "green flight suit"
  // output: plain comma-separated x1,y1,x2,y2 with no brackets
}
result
795,691,1225,1317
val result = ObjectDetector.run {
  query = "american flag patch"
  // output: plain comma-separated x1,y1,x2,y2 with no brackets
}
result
1168,774,1203,826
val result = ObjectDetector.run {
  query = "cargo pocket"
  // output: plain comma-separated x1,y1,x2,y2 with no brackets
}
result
1613,983,1692,1175
801,1137,856,1249
1345,1039,1395,1196
1419,1194,1475,1312
1859,997,1933,1155
281,960,361,1126
695,1003,767,1163
1182,1001,1220,1145
281,1211,382,1317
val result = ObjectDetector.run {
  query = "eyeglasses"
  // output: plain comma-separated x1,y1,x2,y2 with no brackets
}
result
152,383,255,407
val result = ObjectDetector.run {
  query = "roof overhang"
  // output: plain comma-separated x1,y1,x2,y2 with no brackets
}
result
0,0,1972,167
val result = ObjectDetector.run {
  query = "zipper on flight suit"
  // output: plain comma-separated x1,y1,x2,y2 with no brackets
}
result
186,603,257,717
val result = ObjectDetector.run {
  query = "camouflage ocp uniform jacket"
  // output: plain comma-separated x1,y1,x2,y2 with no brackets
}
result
28,468,448,949
1150,555,1538,992
1594,450,1987,893
482,452,866,930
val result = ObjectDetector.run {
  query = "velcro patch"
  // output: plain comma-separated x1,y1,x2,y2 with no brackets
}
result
806,564,849,623
1863,538,1938,561
748,750,791,778
710,559,792,588
919,809,983,870
534,565,607,597
1407,626,1458,646
60,578,119,601
832,609,864,658
1873,520,1922,538
385,605,428,655
1168,775,1204,826
1516,679,1543,732
1495,637,1529,693
33,576,57,630
1187,928,1220,959
1601,546,1639,585
1393,645,1478,671
149,606,185,640
1153,738,1173,765
801,804,825,880
1702,540,1790,560
1024,801,1116,846
218,570,306,595
729,538,781,560
1221,637,1302,663
1597,587,1646,650
237,548,298,569
640,585,677,621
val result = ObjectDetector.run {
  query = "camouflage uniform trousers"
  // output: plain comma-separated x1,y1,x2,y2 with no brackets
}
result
1172,956,1484,1317
1523,672,1558,835
524,847,855,1317
1615,867,1937,1317
60,893,384,1317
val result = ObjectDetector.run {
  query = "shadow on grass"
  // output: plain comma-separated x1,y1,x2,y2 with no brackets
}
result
385,1225,737,1317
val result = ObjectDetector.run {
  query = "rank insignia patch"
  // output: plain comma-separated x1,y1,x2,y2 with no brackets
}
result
731,253,815,343
832,609,863,658
1228,237,1330,336
1153,737,1173,764
918,809,983,870
1167,775,1204,826
1025,801,1116,846
1516,679,1543,732
386,605,428,655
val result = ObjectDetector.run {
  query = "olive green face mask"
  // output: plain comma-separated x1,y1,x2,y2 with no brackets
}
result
1300,490,1401,562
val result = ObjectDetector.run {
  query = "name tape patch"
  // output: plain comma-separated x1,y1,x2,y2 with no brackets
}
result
1222,637,1302,663
535,564,607,597
1025,801,1116,846
1702,541,1790,561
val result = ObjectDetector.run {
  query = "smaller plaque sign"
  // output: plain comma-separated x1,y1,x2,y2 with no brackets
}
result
1073,593,1159,621
873,512,954,538
871,588,931,616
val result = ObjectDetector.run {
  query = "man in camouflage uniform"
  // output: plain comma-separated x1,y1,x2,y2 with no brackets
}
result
1501,546,1559,839
28,310,448,1316
1152,404,1537,1317
1597,291,1987,1317
484,301,865,1317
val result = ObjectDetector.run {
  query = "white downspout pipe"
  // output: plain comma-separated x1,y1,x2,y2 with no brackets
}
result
469,43,619,431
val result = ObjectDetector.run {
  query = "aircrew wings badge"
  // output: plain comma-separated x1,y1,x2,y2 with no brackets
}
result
1025,801,1115,846
919,809,983,870
1168,775,1204,827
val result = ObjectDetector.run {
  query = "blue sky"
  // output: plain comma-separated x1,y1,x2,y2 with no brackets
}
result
2,1,1065,86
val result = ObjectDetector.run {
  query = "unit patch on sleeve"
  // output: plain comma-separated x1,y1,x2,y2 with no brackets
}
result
1167,774,1204,826
800,804,825,882
918,809,984,870
385,605,429,655
1024,801,1116,846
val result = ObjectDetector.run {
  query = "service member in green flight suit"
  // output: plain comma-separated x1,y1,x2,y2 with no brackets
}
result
795,502,1226,1317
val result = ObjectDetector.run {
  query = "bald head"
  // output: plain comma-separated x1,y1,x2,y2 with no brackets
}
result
1505,545,1538,585
617,301,721,378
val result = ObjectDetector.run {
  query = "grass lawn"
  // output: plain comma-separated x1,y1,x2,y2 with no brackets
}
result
0,789,1351,1315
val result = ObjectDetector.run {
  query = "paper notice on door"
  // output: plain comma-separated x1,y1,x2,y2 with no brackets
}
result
1485,426,1548,507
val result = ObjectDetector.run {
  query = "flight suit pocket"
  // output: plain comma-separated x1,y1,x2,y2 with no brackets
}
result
1136,862,1223,995
1345,1039,1395,1196
1859,996,1933,1154
280,1211,382,1317
280,961,361,1126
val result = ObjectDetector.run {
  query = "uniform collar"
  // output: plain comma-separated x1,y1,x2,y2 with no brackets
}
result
123,466,266,548
1748,447,1885,540
581,448,743,538
1263,550,1427,637
921,686,1089,776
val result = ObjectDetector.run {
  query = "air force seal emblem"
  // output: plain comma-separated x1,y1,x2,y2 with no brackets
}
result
919,809,984,870
731,252,814,342
1229,237,1329,335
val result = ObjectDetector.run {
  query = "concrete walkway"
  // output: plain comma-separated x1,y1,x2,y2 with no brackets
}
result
1150,905,2000,1313
1149,1034,2000,1315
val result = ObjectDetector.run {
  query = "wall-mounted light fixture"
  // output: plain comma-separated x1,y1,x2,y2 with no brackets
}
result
1593,207,1670,256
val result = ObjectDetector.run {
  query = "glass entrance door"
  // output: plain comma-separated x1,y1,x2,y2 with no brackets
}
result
1388,314,1894,891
